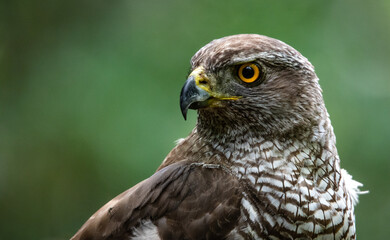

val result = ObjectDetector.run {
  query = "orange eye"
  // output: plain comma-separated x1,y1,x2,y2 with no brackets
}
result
238,63,260,83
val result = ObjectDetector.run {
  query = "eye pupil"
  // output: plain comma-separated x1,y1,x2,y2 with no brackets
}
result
238,63,261,83
242,66,255,79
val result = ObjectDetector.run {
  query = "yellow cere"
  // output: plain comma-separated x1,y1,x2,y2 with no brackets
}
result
191,66,210,92
191,66,242,102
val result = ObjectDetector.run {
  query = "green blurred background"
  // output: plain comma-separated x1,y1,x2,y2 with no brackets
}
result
1,0,389,239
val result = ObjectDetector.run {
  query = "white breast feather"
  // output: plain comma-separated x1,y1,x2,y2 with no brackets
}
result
341,169,368,206
131,220,160,240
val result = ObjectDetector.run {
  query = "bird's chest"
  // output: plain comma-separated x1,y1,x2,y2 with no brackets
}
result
228,144,354,239
231,162,302,239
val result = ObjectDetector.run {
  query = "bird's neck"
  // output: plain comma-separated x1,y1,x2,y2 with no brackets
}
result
160,112,341,189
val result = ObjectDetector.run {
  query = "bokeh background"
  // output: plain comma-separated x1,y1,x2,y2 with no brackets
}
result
1,0,389,239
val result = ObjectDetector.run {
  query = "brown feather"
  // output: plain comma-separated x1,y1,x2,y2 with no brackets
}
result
71,162,242,240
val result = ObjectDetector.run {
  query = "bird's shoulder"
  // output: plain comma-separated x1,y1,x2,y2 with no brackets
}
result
71,161,243,240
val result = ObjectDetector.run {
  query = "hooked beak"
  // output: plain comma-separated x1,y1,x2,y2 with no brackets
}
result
179,67,241,120
180,74,210,120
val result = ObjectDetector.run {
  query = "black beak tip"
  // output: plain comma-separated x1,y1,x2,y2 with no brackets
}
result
181,106,188,120
180,88,188,120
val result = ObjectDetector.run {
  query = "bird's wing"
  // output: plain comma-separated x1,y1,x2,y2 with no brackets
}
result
71,161,243,240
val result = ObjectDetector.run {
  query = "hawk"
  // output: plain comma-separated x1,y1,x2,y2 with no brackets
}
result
71,34,365,240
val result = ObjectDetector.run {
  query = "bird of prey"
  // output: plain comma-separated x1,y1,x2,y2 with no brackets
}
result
71,34,365,240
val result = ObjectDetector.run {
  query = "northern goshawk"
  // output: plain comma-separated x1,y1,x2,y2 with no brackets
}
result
71,34,365,240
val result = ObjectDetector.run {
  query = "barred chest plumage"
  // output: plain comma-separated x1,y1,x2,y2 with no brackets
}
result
162,116,361,240
228,135,358,239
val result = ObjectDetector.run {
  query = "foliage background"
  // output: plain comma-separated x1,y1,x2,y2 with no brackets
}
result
1,0,389,239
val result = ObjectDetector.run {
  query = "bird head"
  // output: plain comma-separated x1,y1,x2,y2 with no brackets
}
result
180,34,326,138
